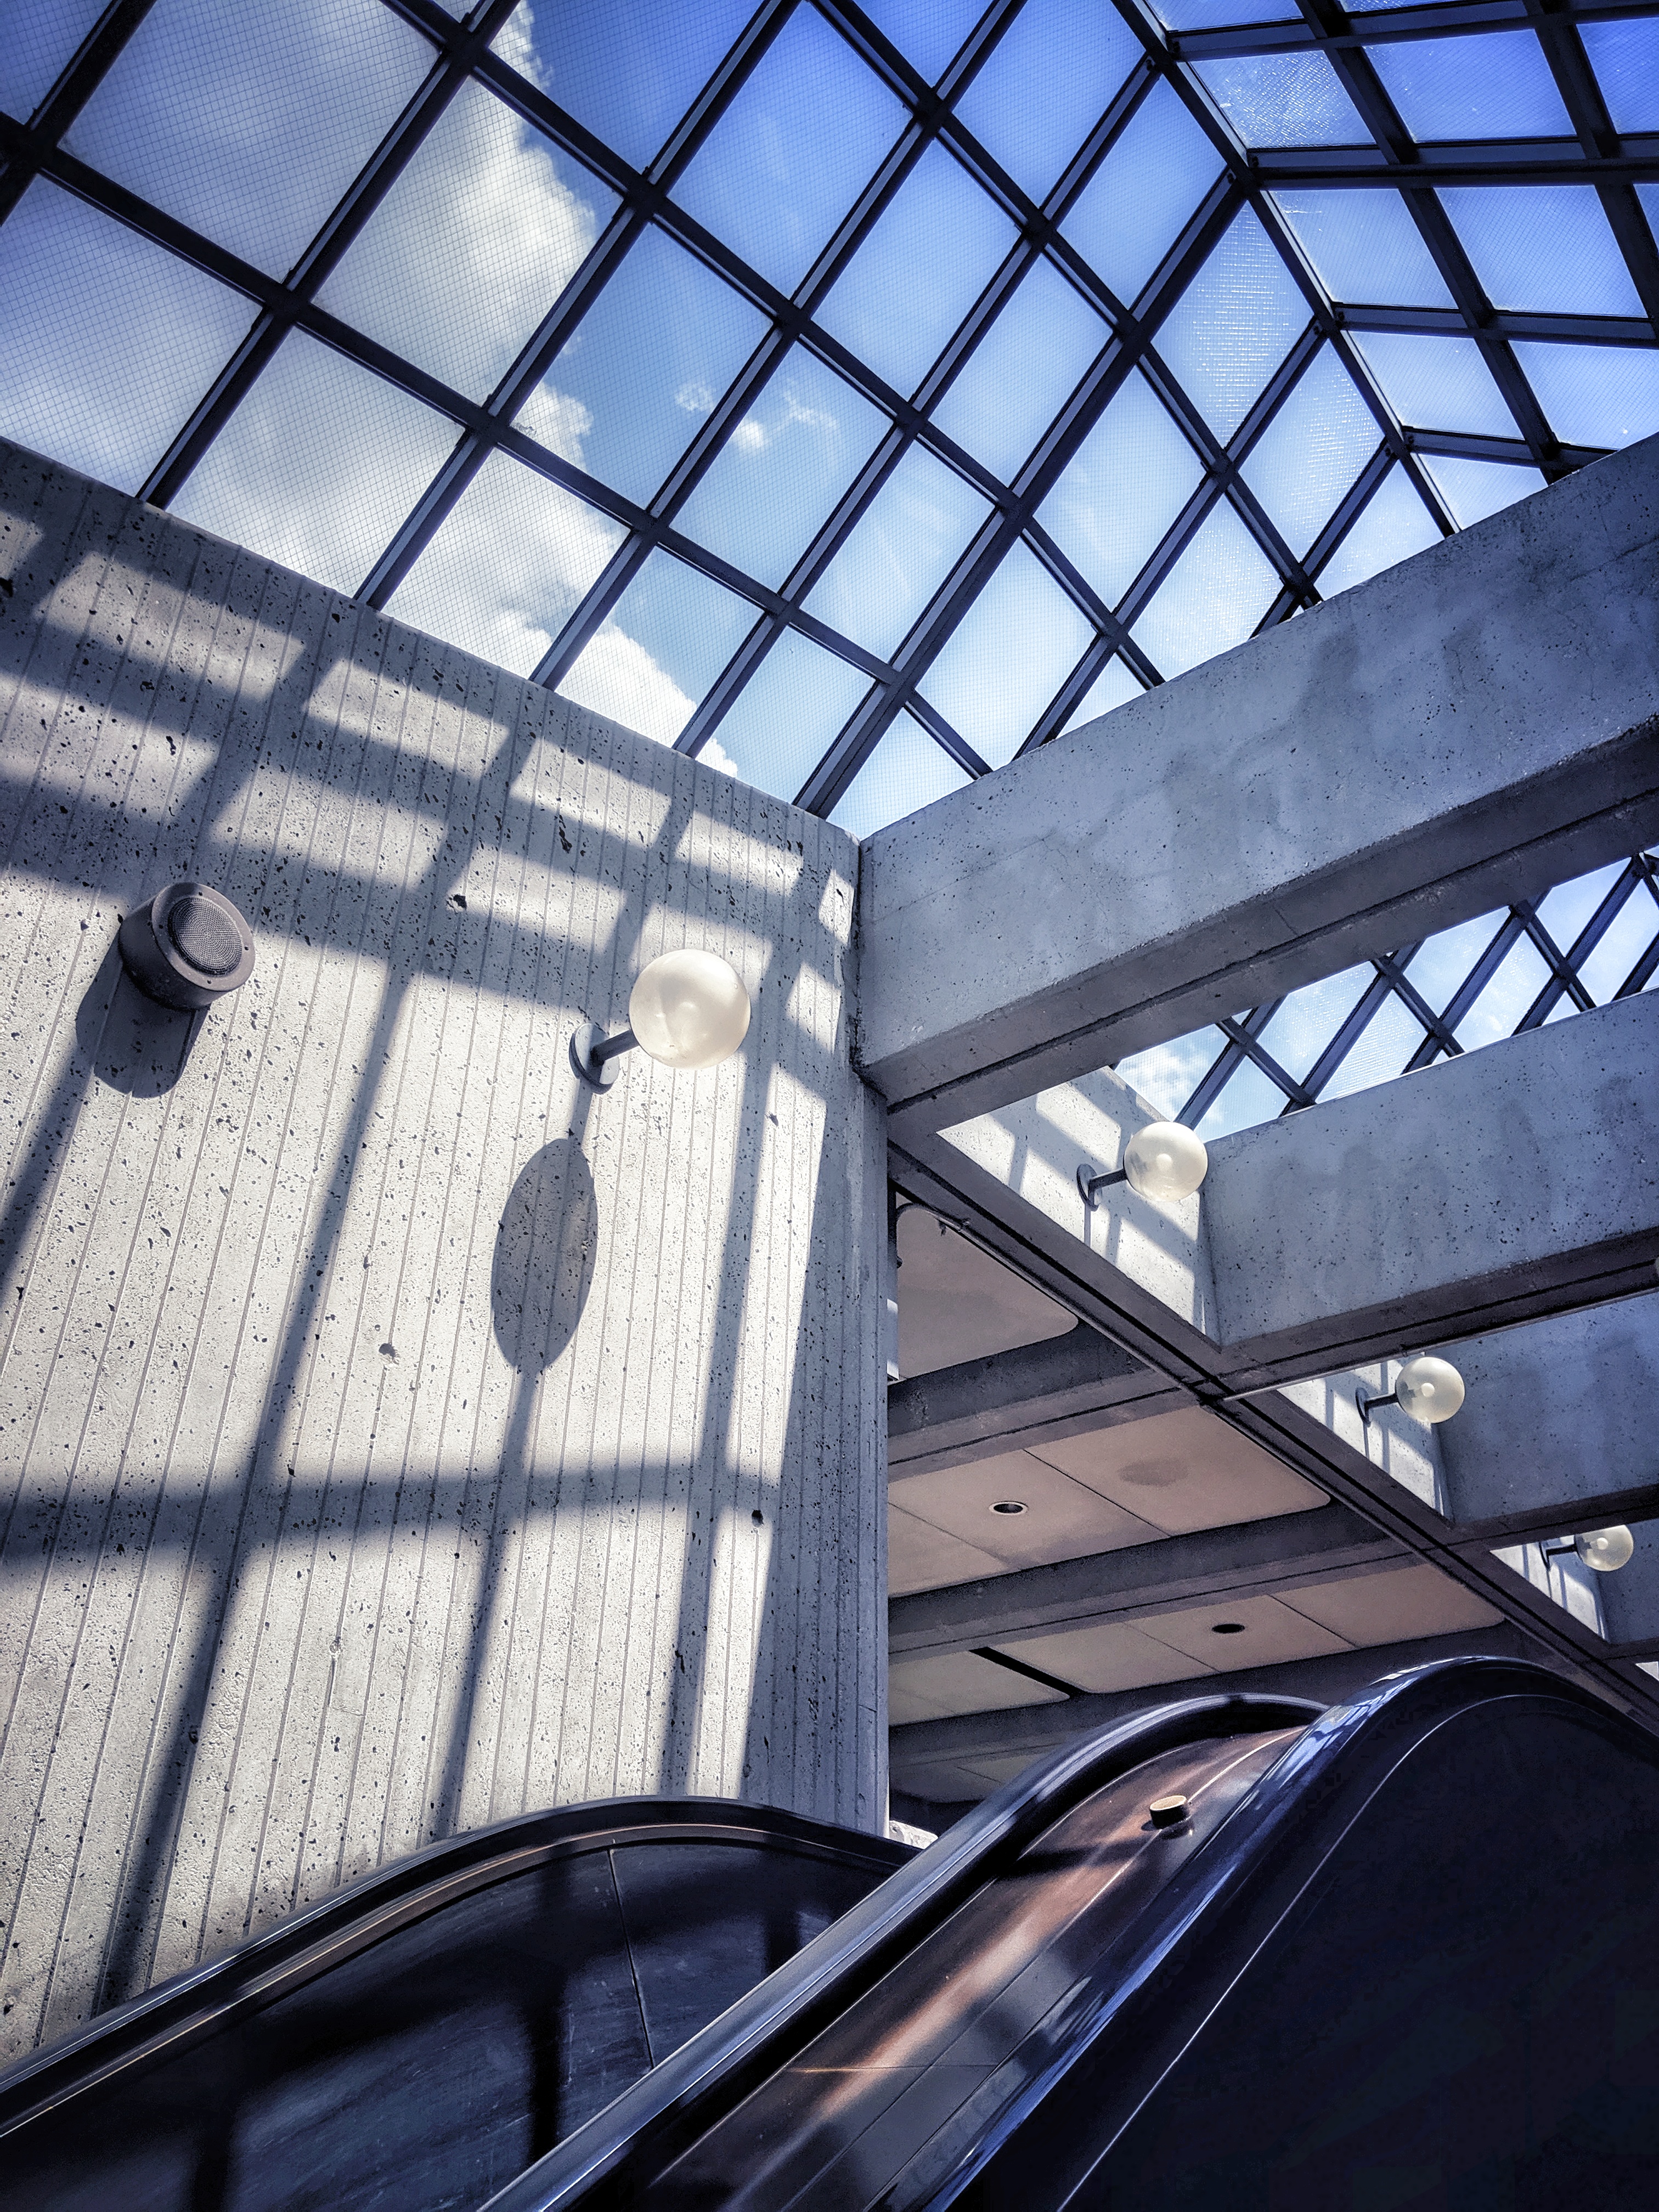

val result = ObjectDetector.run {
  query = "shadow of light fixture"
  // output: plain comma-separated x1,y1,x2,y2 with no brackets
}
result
1078,1121,1209,1210
118,881,255,1010
571,949,751,1091
1539,1526,1635,1575
1357,1355,1466,1428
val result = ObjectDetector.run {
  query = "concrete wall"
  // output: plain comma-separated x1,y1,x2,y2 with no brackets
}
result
0,442,887,2059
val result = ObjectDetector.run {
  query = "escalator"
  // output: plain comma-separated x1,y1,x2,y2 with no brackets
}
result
487,1656,1659,2210
7,1656,1659,2208
0,1798,911,2210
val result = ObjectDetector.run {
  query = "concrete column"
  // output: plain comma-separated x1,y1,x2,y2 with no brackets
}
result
0,441,887,2058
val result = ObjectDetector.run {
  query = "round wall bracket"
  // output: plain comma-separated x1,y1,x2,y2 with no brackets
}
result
569,1020,623,1090
118,881,255,1011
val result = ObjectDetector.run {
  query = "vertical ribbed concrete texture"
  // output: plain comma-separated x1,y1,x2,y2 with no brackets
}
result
0,442,886,2059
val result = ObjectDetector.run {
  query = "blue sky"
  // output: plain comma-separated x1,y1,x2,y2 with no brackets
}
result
4,0,1659,847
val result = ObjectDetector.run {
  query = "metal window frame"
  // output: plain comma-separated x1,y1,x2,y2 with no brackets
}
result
4,0,1658,828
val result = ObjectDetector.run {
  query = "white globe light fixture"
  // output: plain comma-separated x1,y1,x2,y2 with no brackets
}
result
1357,1353,1466,1428
570,949,751,1090
1542,1525,1635,1575
1077,1121,1209,1211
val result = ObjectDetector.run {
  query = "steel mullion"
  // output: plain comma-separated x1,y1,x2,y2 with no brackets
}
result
794,174,1247,814
1015,637,1137,759
1287,0,1566,478
1172,0,1658,57
1523,0,1659,331
0,0,155,224
1370,948,1465,1062
1023,522,1160,672
905,692,992,778
1251,144,1659,185
1412,428,1607,467
1217,1013,1315,1109
1107,0,1458,539
1515,899,1596,1025
1397,911,1528,1070
1298,970,1400,1098
1341,303,1655,345
1177,1038,1249,1127
134,0,527,510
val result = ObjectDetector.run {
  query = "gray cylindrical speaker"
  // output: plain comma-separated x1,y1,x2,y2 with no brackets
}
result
118,881,256,1011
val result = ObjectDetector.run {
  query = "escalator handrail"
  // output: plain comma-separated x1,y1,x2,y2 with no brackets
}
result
477,1689,1325,2212
916,1653,1659,2209
0,1794,907,2141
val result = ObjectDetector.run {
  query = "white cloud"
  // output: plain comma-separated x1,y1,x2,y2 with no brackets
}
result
726,389,839,455
675,379,715,415
516,384,594,467
699,733,741,778
493,4,549,92
558,621,696,744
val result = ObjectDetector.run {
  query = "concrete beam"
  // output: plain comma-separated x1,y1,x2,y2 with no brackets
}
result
889,1622,1546,1802
907,993,1659,1394
1435,1294,1659,1532
858,435,1659,1138
887,1323,1183,1476
889,1503,1408,1658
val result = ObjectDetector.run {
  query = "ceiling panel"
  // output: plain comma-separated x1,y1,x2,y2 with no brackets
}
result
994,1620,1213,1695
1283,1562,1501,1644
896,1207,1075,1378
888,1500,1004,1598
889,1650,1068,1726
1029,1406,1326,1534
890,1449,1161,1573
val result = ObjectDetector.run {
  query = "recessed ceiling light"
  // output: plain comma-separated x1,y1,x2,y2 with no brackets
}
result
1211,1621,1246,1634
991,1500,1027,1516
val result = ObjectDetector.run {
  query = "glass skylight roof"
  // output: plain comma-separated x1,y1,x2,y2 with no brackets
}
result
3,0,1657,838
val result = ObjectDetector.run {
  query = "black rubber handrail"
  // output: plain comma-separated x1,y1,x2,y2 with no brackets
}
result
477,1689,1325,2212
0,1793,906,2142
926,1654,1659,2210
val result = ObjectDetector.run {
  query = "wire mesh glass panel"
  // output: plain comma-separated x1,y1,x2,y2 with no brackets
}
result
387,449,624,676
917,541,1092,770
1151,0,1299,27
1062,657,1144,733
1511,340,1659,449
516,226,766,505
1253,964,1372,1085
1114,1026,1228,1120
1153,208,1309,444
670,7,906,297
1441,187,1643,318
1,0,106,120
0,179,253,494
1366,32,1572,141
555,550,755,746
172,332,458,597
1313,992,1428,1106
816,142,1017,400
1402,910,1504,1018
932,258,1107,484
673,347,888,588
492,0,755,172
1452,933,1554,1048
1271,191,1455,309
802,443,990,659
1060,80,1223,310
317,81,616,402
1418,455,1547,531
1037,370,1203,609
953,0,1143,207
1572,876,1659,1005
1579,20,1659,134
1347,332,1518,437
62,0,433,280
1240,345,1378,558
1533,861,1627,962
1314,465,1442,597
1130,499,1280,678
1192,1054,1290,1141
830,710,969,839
863,0,985,83
699,628,873,802
1191,55,1369,147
